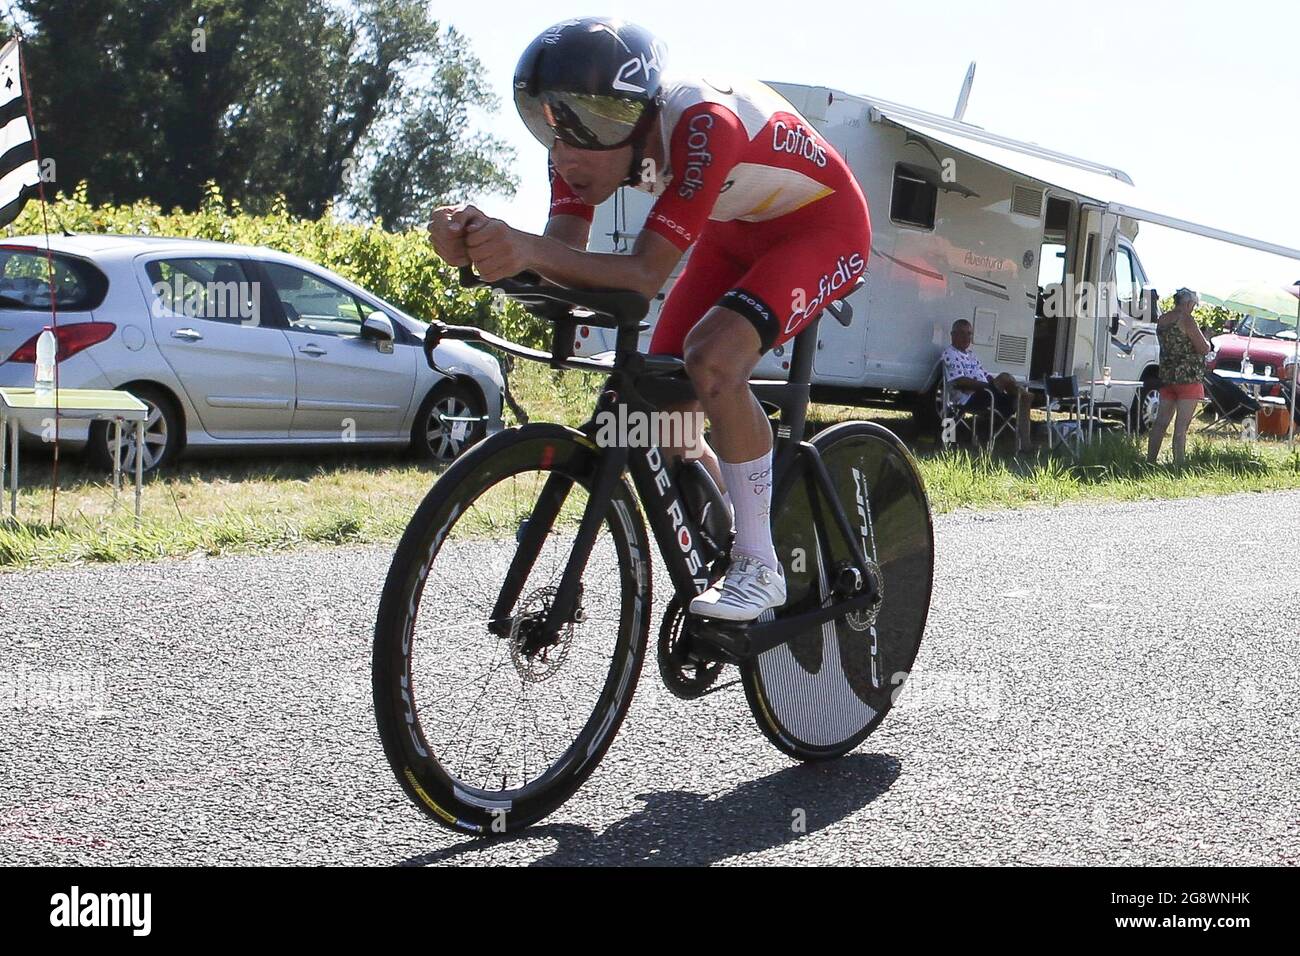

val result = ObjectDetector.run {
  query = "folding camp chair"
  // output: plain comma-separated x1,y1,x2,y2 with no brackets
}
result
1089,391,1134,436
1043,374,1087,457
939,372,1015,450
1201,373,1260,437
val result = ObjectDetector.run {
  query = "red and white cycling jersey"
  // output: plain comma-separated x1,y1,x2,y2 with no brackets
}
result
549,75,872,354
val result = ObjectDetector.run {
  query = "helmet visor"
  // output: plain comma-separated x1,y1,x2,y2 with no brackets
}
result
516,88,650,150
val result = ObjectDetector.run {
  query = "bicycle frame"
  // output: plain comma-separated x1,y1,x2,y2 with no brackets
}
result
477,312,880,662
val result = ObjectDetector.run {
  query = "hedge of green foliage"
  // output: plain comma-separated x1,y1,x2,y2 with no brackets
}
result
3,180,551,349
15,184,1257,352
1156,295,1253,338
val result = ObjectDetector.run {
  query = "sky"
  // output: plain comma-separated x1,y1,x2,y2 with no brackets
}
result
441,0,1300,301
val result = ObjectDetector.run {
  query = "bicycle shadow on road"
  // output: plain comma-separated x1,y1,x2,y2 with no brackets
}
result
400,751,900,867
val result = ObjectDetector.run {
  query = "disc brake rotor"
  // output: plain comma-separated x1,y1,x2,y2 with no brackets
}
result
508,586,575,683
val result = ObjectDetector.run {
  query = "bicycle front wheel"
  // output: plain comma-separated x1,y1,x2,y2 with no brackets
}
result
743,421,934,760
373,424,651,835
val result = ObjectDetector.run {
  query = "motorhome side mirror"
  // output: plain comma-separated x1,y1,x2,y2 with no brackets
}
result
362,312,395,352
1109,314,1120,336
1145,289,1159,322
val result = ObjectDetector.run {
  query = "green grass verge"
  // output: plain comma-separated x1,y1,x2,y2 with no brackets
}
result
2,360,1298,570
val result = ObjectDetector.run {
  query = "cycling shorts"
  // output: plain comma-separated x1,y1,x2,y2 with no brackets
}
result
647,200,871,357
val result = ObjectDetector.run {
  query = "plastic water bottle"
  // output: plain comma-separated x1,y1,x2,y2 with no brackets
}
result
34,328,55,395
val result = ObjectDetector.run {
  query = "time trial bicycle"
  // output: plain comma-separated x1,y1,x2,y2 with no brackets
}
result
372,267,934,835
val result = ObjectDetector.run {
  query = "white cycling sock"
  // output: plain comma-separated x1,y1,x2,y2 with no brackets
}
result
719,451,778,571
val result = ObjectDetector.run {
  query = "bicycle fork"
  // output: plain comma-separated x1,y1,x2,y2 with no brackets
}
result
487,443,632,646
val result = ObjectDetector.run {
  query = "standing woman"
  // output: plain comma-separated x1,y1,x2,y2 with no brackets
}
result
1147,288,1212,467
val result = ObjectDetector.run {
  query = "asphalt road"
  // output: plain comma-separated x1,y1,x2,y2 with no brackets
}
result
1,491,1297,866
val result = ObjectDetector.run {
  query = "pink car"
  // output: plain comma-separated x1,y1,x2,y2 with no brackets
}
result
1208,314,1299,375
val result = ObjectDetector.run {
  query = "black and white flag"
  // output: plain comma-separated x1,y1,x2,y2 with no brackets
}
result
0,36,41,228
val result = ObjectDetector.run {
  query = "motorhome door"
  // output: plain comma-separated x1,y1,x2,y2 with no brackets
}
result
1032,196,1074,380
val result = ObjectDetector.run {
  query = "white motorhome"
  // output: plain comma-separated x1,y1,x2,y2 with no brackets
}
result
577,78,1300,429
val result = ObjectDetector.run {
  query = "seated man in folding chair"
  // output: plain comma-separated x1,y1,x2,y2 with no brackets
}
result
942,318,1023,442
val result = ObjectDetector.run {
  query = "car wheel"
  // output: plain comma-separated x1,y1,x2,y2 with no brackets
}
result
1131,378,1160,433
413,382,486,463
87,385,181,476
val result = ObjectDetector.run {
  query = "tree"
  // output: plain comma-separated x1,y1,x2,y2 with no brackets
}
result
349,26,516,230
13,0,513,221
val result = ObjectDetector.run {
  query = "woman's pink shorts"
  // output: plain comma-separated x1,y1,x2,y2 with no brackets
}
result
1159,382,1204,401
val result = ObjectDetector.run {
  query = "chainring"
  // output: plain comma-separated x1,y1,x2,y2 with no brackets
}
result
656,595,725,700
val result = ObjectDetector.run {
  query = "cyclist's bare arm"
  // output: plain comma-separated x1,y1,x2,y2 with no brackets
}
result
545,214,591,251
525,215,595,288
465,212,681,300
432,207,590,279
532,229,680,299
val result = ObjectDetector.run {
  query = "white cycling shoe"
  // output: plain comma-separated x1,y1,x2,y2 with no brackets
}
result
689,555,787,622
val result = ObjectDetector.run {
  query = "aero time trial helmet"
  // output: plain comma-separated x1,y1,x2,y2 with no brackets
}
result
514,17,667,151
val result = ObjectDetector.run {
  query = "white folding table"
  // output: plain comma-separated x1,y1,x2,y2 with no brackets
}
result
0,387,150,520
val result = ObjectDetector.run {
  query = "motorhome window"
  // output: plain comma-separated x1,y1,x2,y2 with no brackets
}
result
1037,243,1066,288
1044,198,1071,240
1114,247,1136,302
890,164,937,229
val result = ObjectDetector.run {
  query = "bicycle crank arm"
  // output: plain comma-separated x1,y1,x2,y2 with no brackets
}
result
690,588,881,662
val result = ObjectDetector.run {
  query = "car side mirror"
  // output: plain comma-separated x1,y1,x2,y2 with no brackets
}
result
362,312,395,353
1225,318,1238,333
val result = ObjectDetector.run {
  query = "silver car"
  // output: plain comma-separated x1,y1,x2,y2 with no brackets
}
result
0,235,505,470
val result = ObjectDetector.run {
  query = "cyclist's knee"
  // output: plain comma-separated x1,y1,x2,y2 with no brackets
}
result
684,335,751,401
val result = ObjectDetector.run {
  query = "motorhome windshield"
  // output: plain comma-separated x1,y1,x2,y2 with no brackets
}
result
1237,313,1299,340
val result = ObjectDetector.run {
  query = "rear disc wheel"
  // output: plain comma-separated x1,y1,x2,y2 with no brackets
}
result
742,421,935,760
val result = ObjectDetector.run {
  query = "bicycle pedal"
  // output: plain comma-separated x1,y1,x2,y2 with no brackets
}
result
687,616,752,662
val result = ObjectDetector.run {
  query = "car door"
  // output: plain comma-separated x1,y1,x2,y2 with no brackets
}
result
255,261,415,440
139,255,296,439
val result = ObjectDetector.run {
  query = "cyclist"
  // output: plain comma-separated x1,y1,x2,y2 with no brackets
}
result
427,17,872,621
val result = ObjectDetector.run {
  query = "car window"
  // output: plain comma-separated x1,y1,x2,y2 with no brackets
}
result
262,263,371,338
0,249,106,311
144,258,263,326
